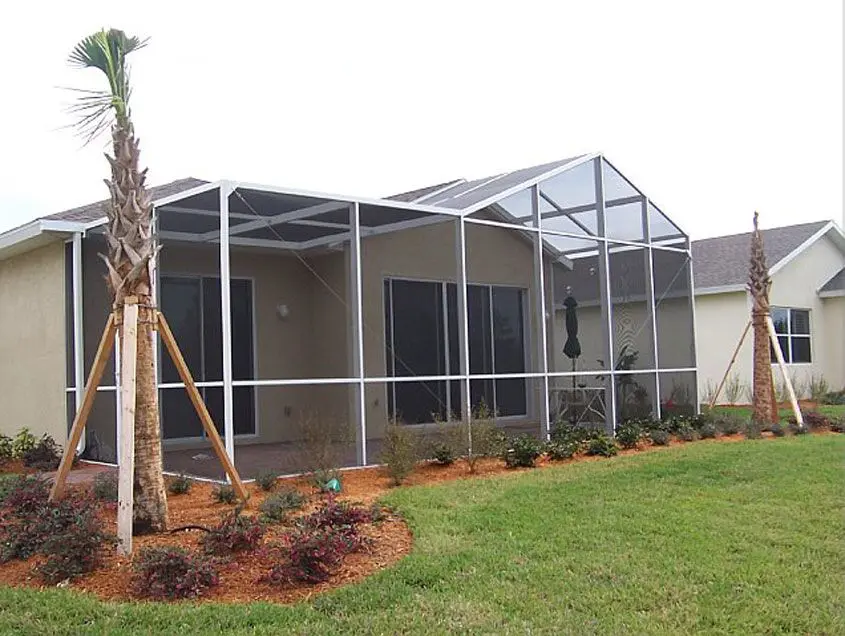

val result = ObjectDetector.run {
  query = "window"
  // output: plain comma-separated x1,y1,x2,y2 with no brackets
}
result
770,308,811,364
384,278,527,423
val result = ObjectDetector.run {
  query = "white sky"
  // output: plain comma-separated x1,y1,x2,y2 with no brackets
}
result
0,1,841,239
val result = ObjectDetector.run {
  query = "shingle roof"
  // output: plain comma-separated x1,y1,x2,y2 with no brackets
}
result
691,221,829,290
41,177,208,224
819,268,845,295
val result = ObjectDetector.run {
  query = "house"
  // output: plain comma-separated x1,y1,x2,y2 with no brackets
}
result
0,154,696,478
693,220,845,402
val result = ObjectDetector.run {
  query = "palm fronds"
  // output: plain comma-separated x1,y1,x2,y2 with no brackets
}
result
67,29,148,143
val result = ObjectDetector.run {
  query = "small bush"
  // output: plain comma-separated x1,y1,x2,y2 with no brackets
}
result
212,484,238,504
254,471,279,492
461,402,507,474
769,422,786,437
649,429,671,446
0,435,12,463
788,421,808,435
715,414,744,436
699,422,718,439
92,472,118,502
545,439,579,461
677,426,699,442
301,495,371,531
0,474,50,514
35,500,116,583
310,468,342,493
11,428,37,459
200,509,265,555
21,435,63,471
265,525,363,585
380,419,418,486
808,374,830,402
502,434,543,468
585,433,618,457
829,417,844,433
550,422,593,446
801,411,830,431
615,420,643,449
821,390,845,405
132,546,219,600
744,420,763,439
259,488,306,522
431,442,455,466
168,473,192,495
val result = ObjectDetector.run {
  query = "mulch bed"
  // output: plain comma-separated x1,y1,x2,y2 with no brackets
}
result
0,430,813,604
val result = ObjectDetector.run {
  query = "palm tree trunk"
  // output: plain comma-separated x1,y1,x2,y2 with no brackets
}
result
109,125,169,532
751,310,776,424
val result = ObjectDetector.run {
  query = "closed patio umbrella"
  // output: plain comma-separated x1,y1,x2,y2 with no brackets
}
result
562,295,581,389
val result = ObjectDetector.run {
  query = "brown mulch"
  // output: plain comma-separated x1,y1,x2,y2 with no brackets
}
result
0,429,816,604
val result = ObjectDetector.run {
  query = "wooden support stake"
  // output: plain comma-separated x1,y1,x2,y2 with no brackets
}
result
156,311,248,501
766,315,803,426
708,319,752,410
50,314,117,501
117,301,139,556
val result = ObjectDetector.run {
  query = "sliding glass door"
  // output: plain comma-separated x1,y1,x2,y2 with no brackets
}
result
384,278,527,424
160,276,256,439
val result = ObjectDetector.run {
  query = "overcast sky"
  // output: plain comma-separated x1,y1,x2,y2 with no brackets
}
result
0,1,841,239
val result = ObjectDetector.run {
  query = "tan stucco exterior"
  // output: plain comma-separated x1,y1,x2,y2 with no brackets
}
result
696,232,845,401
0,241,67,443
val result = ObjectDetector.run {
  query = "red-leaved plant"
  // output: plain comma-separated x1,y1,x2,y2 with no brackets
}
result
200,508,265,555
131,546,219,600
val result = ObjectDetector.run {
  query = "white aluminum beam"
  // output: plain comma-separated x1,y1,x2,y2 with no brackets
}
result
219,182,236,470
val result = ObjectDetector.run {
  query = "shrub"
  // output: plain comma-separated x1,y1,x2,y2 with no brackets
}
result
461,402,507,474
788,421,809,435
259,488,306,522
821,390,845,405
168,473,192,495
380,419,418,486
550,422,593,447
200,509,265,555
744,420,763,439
829,417,844,433
431,442,455,466
769,422,786,437
212,484,238,504
585,433,618,457
21,434,63,471
808,374,830,402
254,471,279,492
502,434,543,468
301,495,371,531
649,429,670,446
715,414,744,436
11,428,37,459
265,525,364,585
615,420,643,449
800,411,830,431
0,435,12,463
724,374,744,405
92,472,118,502
35,500,116,583
310,468,342,494
677,425,699,442
132,546,219,600
545,439,579,461
0,480,113,581
699,422,718,439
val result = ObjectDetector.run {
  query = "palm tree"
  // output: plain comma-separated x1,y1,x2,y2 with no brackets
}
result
748,212,778,426
69,29,168,531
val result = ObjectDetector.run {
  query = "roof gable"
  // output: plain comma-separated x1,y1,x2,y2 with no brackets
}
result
692,221,830,290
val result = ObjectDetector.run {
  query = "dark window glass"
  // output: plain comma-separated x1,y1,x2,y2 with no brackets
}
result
386,280,446,423
491,287,526,416
791,337,811,363
467,285,494,412
771,308,789,334
790,309,810,335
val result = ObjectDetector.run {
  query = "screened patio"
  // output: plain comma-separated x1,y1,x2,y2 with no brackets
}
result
65,154,697,480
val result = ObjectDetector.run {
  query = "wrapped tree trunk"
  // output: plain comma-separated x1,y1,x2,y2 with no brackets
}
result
748,212,778,425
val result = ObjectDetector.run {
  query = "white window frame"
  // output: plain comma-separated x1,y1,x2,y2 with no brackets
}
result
770,306,812,365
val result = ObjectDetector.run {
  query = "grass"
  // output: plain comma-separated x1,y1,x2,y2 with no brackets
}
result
0,436,843,634
710,403,844,421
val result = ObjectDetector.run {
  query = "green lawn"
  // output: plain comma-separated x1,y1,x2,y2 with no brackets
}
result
1,436,843,635
710,403,844,421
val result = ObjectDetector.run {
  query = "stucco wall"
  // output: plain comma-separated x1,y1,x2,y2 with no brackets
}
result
695,233,845,401
0,241,67,442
